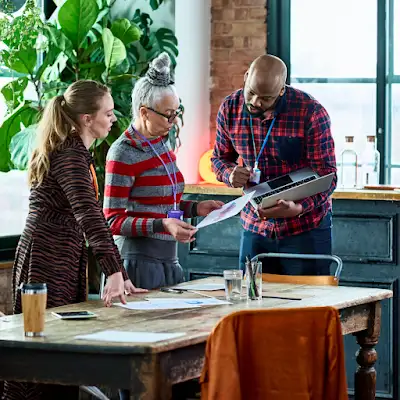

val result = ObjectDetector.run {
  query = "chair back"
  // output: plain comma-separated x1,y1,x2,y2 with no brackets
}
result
253,252,343,286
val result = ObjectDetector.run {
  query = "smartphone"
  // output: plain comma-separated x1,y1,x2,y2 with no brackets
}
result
51,311,97,320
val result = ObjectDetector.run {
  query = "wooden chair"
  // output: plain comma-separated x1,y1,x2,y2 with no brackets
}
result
252,252,343,286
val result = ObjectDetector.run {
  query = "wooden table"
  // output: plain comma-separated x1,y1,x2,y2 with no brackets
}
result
0,278,393,400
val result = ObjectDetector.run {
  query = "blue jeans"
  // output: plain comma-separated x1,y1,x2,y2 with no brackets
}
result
239,211,332,276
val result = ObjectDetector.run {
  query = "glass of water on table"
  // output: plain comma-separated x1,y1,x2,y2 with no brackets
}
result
223,269,243,301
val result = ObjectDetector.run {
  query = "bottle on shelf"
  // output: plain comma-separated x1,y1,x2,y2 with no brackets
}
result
361,135,380,187
339,136,358,189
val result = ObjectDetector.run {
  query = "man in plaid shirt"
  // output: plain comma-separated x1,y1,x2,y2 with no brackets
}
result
211,55,337,275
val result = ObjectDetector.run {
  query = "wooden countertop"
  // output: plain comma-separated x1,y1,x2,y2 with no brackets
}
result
184,184,400,201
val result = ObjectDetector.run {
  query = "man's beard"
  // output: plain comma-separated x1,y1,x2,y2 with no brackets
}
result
243,103,265,118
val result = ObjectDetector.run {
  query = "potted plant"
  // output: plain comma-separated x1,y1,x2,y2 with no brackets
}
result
0,0,180,198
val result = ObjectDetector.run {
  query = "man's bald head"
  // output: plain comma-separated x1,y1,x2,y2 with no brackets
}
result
243,54,287,115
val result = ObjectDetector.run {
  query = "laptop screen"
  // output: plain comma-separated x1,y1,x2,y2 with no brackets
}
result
268,174,293,190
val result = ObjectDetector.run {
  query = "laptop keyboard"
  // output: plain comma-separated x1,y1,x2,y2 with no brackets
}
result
253,176,317,205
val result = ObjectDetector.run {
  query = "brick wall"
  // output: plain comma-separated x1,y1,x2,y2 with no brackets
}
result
210,0,267,145
0,264,13,315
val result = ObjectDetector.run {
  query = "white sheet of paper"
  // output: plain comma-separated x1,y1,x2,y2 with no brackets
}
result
75,330,185,343
170,283,225,291
149,298,231,306
115,301,201,310
196,191,255,229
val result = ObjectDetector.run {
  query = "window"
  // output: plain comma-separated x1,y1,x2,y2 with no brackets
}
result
267,0,399,184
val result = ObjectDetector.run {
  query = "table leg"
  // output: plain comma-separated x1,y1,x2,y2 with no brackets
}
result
130,355,172,400
354,301,381,400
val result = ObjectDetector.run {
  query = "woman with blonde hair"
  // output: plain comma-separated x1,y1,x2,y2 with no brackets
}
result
2,80,146,400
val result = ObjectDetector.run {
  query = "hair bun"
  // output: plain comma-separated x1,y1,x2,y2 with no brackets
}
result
146,52,174,87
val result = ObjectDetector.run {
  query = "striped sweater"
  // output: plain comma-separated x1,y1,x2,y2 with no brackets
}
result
103,127,196,243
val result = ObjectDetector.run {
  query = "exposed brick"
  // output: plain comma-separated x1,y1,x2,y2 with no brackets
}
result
231,22,266,37
234,8,249,20
211,48,231,62
211,0,232,8
213,22,233,35
212,8,223,21
233,0,265,6
230,49,261,61
210,0,267,137
219,9,235,21
211,61,248,76
231,75,245,88
211,89,232,105
249,7,267,20
247,36,266,50
212,75,237,91
212,36,234,48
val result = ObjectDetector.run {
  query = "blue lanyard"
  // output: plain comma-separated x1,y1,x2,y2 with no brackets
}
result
130,126,179,209
250,116,276,169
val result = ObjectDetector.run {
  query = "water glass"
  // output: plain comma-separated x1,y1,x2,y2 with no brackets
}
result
245,261,262,300
223,270,243,301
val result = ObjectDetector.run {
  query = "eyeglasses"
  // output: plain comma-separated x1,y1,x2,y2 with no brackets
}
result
145,105,183,123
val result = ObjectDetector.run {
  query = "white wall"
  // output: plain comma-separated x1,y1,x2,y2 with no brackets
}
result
0,171,30,237
174,0,211,183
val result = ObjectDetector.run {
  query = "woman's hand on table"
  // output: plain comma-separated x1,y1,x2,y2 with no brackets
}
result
196,200,225,217
124,279,148,296
102,271,125,307
163,218,198,243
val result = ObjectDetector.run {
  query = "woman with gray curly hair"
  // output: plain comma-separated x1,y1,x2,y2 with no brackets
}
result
103,52,223,293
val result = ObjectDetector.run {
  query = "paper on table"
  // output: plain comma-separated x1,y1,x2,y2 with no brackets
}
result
75,330,185,343
170,283,225,291
149,298,231,306
115,301,201,310
196,190,255,229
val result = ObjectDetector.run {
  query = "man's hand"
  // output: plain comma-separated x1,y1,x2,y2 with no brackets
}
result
258,199,303,219
229,166,251,188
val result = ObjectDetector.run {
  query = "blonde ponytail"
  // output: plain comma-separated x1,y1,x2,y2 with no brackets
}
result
28,80,109,186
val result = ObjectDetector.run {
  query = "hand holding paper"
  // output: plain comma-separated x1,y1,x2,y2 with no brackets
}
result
196,191,255,229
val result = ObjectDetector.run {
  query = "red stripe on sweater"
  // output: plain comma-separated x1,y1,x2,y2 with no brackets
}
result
120,151,175,175
109,215,126,235
104,185,131,198
141,218,148,235
106,160,138,176
135,173,184,187
130,196,174,205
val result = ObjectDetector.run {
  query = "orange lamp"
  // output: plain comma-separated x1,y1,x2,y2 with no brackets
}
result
198,149,224,185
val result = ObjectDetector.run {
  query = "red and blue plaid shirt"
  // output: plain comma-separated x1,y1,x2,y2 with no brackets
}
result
211,86,337,239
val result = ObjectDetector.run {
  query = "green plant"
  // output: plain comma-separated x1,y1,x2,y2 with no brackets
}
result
0,0,180,198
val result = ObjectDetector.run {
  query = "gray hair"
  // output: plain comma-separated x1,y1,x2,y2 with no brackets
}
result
131,52,178,119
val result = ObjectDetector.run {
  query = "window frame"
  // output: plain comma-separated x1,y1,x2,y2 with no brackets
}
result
267,0,399,184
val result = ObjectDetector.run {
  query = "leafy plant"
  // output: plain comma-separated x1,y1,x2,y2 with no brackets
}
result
0,0,180,198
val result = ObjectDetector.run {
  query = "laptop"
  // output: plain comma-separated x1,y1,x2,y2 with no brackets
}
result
244,167,335,210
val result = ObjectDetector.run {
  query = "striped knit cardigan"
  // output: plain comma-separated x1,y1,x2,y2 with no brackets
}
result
103,127,197,242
